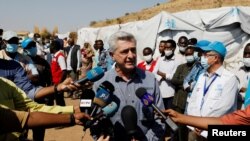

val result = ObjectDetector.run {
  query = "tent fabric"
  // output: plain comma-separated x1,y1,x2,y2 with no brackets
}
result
77,6,250,72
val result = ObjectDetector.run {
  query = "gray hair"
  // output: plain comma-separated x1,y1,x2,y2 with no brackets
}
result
108,31,136,53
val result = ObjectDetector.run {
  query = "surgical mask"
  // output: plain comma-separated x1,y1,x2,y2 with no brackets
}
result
164,50,173,57
36,38,41,42
143,54,153,62
44,43,50,49
185,55,195,63
243,58,250,67
6,44,18,53
179,47,186,53
200,56,210,69
193,52,200,61
25,47,37,57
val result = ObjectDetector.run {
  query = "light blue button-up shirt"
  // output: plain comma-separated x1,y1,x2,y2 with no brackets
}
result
93,67,166,141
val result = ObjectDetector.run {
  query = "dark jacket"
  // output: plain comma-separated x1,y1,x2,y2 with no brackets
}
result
171,63,194,110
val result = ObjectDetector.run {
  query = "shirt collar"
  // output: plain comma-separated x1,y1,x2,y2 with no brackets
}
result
204,66,223,77
113,67,141,82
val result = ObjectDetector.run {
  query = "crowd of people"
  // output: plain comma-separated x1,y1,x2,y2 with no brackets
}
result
0,28,250,141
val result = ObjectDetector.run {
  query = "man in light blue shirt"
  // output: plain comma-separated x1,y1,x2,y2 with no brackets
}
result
92,31,165,141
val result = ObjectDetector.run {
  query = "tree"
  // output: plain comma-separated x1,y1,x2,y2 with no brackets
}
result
40,27,51,39
90,21,97,26
52,26,59,36
33,26,40,34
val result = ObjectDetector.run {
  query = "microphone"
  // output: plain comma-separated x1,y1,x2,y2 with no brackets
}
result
63,67,104,92
74,67,104,85
121,105,138,137
90,81,115,117
79,89,95,114
135,87,178,132
84,101,118,130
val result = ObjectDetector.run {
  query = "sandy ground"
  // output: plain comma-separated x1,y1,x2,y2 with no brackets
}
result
28,97,94,141
28,97,170,141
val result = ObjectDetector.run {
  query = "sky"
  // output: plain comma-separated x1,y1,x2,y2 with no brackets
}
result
0,0,167,33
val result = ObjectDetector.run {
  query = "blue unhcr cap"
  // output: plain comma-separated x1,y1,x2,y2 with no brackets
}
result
21,38,33,49
201,41,227,58
195,40,211,48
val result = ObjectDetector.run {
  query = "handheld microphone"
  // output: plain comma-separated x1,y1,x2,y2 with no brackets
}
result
90,81,115,117
63,67,104,92
74,67,104,84
135,87,178,132
84,101,118,130
79,89,95,114
121,105,138,137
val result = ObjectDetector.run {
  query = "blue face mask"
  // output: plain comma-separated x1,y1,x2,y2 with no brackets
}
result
200,56,210,69
193,52,200,61
25,47,37,57
6,44,18,53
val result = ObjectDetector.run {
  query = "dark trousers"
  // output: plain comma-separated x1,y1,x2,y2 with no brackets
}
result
32,128,45,141
163,97,174,109
163,97,174,138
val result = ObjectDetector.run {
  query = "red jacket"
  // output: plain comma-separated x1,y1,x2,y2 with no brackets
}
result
51,52,64,84
137,60,157,72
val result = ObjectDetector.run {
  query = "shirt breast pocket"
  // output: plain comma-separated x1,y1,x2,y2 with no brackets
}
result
207,88,223,110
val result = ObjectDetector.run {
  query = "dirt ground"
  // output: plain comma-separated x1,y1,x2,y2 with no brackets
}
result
28,97,94,141
28,97,170,141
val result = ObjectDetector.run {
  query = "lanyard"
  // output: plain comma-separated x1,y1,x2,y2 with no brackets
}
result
200,74,218,110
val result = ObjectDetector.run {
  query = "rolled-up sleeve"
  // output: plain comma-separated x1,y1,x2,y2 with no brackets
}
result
14,64,42,100
3,78,74,114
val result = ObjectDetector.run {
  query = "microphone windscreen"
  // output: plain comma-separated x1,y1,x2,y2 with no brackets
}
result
135,87,154,106
121,105,138,135
80,89,95,113
135,87,146,98
99,81,114,93
102,101,118,116
86,67,104,82
94,81,114,107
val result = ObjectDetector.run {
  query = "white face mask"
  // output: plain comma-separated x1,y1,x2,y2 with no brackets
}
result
185,55,195,63
179,47,186,53
164,50,173,57
6,44,18,53
143,54,153,62
201,56,210,69
243,58,250,67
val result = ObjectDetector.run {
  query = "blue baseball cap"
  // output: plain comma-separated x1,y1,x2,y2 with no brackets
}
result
21,38,33,49
201,41,227,58
195,40,211,48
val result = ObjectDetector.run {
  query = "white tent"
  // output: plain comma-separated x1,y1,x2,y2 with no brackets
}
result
77,6,250,72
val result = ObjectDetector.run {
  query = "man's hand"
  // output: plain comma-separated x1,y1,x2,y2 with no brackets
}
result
194,128,202,136
163,109,181,123
73,113,91,125
73,106,81,113
185,86,191,92
240,87,247,93
157,70,166,79
97,135,110,141
57,77,80,92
